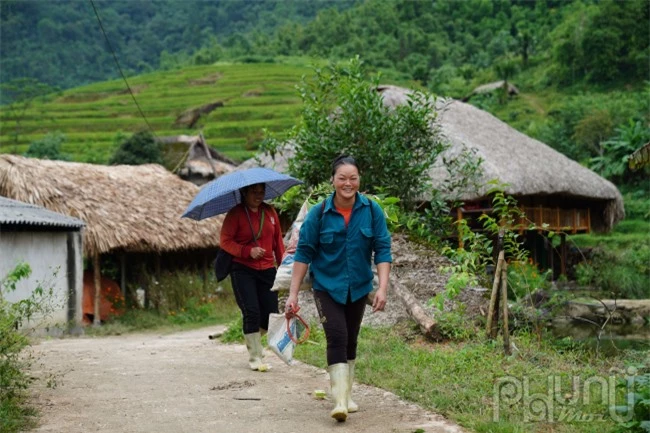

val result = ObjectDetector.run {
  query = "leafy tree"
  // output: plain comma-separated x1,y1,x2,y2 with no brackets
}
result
109,131,162,166
572,109,614,161
23,132,70,161
262,57,448,206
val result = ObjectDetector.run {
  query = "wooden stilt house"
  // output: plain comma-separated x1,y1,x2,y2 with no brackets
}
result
240,84,625,278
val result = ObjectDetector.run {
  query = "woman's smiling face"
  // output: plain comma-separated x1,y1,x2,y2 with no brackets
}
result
332,163,360,201
243,183,265,208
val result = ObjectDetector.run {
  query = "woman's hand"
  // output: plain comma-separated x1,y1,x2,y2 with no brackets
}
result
373,263,390,313
372,287,387,312
250,247,266,260
285,293,300,316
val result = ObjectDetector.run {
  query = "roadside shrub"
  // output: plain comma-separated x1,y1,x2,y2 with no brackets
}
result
434,307,476,341
1,263,56,433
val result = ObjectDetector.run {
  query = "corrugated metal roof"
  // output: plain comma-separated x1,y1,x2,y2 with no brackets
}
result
0,196,85,229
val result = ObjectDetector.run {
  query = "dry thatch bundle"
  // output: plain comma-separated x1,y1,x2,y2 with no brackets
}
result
243,84,624,232
0,155,222,256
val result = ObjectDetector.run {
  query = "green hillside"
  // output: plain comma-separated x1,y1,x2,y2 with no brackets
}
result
0,62,318,164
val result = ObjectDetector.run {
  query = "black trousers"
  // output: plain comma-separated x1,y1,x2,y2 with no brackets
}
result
231,263,278,334
313,289,367,366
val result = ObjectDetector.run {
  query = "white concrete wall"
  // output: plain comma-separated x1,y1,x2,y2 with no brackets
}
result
0,231,83,333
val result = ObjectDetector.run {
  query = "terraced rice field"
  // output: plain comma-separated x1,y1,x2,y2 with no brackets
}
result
0,62,312,164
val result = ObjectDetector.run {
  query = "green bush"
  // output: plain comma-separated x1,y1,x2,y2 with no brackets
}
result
1,263,55,433
575,245,650,299
23,132,70,161
109,131,162,166
507,260,552,300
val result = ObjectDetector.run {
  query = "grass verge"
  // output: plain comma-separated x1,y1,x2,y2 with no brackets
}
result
287,320,646,433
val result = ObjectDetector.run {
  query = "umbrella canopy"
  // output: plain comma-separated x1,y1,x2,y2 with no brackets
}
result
182,167,302,220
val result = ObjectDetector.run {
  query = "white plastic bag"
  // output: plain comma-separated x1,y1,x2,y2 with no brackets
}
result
271,199,313,292
267,313,297,365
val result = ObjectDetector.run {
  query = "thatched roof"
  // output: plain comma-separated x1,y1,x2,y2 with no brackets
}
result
241,84,624,231
158,135,236,186
0,155,222,256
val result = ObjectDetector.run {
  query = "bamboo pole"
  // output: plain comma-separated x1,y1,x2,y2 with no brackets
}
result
93,253,101,327
486,250,505,339
500,262,511,355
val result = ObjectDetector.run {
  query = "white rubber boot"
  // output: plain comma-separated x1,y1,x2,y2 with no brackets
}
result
347,359,359,413
244,332,269,371
328,363,349,422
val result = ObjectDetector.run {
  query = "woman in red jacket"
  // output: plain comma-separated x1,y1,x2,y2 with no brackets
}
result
220,183,285,371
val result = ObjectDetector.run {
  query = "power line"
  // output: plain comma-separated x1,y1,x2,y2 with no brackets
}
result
89,0,157,137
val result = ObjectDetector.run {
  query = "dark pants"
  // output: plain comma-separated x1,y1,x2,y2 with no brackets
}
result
231,263,278,334
313,290,367,366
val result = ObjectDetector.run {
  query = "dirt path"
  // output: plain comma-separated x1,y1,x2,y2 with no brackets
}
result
28,326,465,433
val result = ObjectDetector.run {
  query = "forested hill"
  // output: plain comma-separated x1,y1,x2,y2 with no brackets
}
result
0,0,354,89
1,0,648,190
1,0,647,92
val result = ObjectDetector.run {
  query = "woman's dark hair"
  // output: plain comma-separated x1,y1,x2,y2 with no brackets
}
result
331,155,359,176
239,183,265,199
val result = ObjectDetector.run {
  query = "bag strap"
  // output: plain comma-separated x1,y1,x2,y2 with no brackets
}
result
244,206,265,246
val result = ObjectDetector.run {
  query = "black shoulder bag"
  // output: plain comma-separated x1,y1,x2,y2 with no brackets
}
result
214,207,265,282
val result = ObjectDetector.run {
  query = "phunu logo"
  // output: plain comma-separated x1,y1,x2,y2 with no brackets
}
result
493,368,637,423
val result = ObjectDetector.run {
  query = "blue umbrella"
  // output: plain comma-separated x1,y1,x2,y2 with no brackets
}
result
182,167,303,220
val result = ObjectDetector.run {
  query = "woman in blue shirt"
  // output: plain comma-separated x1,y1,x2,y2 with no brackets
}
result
284,155,392,422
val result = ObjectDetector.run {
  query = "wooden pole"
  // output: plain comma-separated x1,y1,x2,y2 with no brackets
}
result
486,250,505,339
500,262,511,355
93,253,101,327
389,274,440,340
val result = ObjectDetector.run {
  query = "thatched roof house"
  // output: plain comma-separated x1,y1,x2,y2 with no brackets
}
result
241,84,624,233
0,155,222,257
377,85,624,232
158,134,236,186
